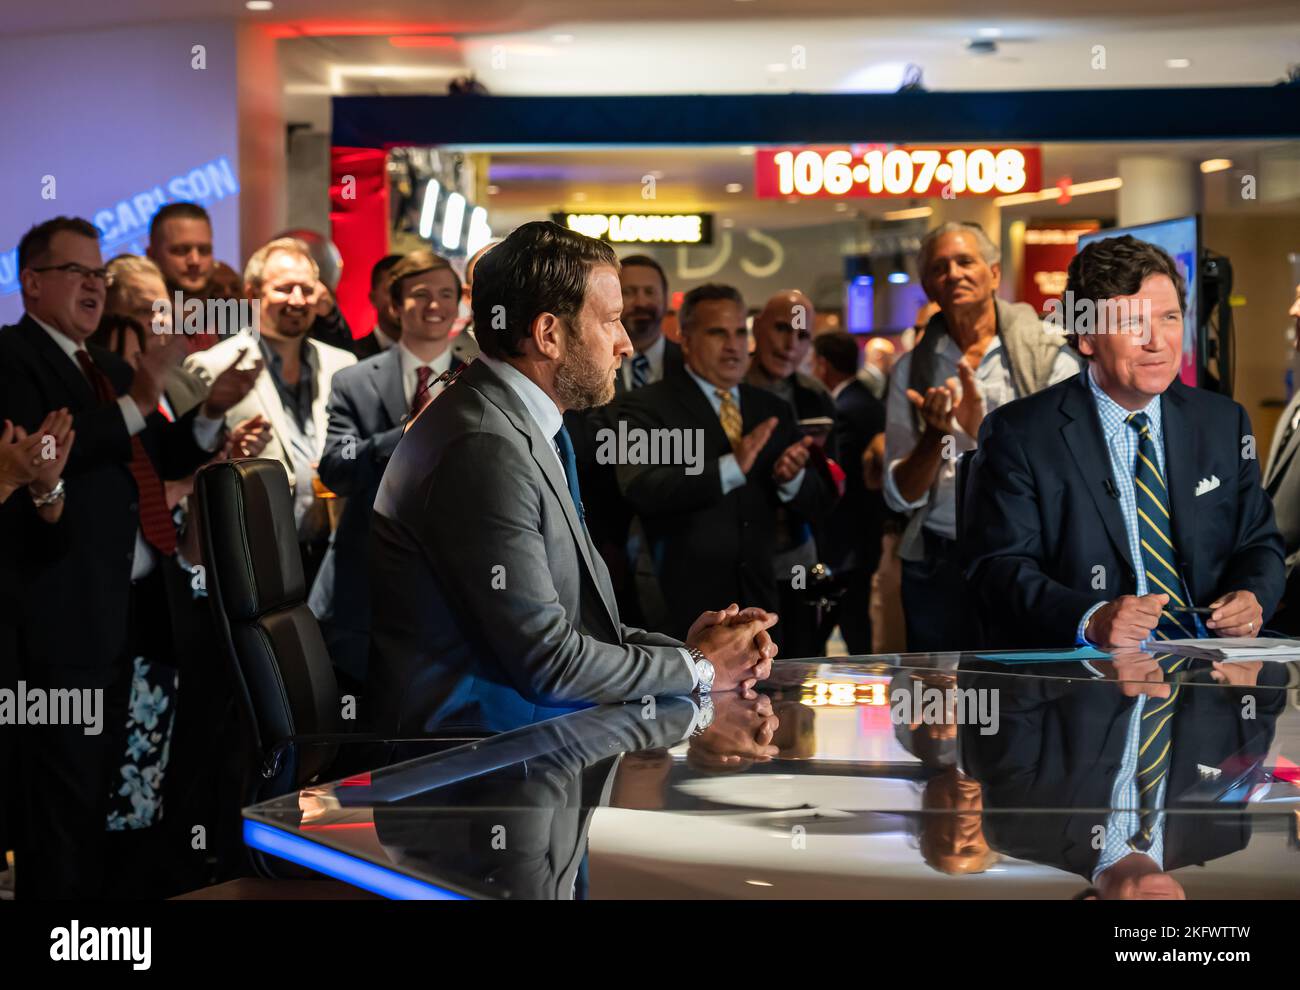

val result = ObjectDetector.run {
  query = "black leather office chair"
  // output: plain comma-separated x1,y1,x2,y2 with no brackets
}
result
195,459,479,805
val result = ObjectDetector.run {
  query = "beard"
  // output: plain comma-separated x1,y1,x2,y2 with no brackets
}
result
553,325,615,411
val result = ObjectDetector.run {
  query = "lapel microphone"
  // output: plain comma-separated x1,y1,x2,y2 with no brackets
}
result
1103,478,1119,499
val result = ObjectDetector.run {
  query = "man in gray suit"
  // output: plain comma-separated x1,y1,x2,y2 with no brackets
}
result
1263,279,1300,632
369,221,778,735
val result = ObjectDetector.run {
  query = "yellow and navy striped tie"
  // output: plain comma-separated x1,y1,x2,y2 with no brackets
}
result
1126,412,1196,641
1129,652,1188,852
716,389,743,451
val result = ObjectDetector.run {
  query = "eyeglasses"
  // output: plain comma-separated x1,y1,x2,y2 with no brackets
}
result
30,262,110,282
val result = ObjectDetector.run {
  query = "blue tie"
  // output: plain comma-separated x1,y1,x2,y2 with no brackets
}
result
631,353,650,389
554,425,585,524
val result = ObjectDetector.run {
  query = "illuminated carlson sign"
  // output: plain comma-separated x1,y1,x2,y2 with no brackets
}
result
555,212,713,245
755,146,1041,199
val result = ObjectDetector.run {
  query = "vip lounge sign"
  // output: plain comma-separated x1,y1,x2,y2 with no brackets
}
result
555,212,714,245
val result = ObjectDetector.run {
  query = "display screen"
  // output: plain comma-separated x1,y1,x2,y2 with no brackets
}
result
1078,215,1199,386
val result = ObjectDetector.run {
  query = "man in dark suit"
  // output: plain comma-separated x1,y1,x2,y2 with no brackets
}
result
0,216,260,898
965,236,1284,649
350,254,403,360
368,222,777,736
1261,279,1300,633
746,290,839,657
614,283,838,647
310,249,467,693
812,330,887,654
962,654,1286,897
565,254,684,629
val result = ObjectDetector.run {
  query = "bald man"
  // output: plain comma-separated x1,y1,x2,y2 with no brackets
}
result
746,290,839,657
860,336,896,400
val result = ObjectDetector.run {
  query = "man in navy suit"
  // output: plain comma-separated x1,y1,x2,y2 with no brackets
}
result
964,235,1283,649
310,249,467,692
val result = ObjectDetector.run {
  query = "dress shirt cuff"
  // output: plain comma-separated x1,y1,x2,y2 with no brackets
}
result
1077,601,1107,646
883,458,930,513
776,467,806,502
719,453,745,495
677,648,700,689
192,412,225,452
117,395,147,437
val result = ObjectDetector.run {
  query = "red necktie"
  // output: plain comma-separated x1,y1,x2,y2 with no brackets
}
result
410,365,434,419
75,350,178,556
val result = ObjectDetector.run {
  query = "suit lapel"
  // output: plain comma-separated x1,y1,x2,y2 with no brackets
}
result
1264,391,1300,489
374,347,407,428
1059,375,1134,572
19,316,97,406
252,358,296,470
467,361,620,632
1161,383,1199,590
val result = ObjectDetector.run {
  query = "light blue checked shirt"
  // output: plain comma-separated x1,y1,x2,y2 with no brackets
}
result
1076,366,1203,644
1091,688,1168,882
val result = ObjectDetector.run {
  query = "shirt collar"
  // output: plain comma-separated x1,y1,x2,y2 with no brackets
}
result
830,377,852,401
399,342,453,381
1087,363,1162,441
639,334,665,372
685,364,738,403
257,335,314,374
476,352,564,442
32,315,83,359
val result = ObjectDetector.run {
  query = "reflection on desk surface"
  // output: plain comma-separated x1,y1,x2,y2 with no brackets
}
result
244,652,1300,899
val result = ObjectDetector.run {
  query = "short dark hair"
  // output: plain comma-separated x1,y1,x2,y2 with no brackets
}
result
619,253,668,296
18,216,100,273
678,283,745,332
813,330,861,376
370,253,403,291
89,314,147,357
388,249,461,306
471,220,618,360
1063,234,1188,353
149,202,211,243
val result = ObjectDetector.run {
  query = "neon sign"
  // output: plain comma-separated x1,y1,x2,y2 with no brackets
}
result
0,155,239,297
755,146,1040,199
555,212,714,245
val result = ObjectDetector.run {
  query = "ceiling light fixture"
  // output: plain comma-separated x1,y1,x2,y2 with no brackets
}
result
1165,58,1191,69
1199,158,1233,173
882,206,934,221
245,0,273,9
725,182,744,193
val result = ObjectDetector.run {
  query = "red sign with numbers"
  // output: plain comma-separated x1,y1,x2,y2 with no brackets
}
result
754,145,1042,199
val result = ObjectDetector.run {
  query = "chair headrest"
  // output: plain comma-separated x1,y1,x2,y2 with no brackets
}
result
197,459,305,620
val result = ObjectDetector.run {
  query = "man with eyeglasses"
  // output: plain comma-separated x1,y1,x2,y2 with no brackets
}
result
746,290,839,658
0,215,261,899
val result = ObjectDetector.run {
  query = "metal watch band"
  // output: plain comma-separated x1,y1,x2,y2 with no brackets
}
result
30,478,66,507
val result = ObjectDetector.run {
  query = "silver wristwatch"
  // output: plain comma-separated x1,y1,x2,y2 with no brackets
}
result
30,478,66,507
688,647,714,694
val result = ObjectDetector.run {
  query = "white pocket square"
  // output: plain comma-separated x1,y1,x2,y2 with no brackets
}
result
1194,475,1221,496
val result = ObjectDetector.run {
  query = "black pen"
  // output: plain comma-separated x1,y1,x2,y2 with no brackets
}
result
1165,606,1215,615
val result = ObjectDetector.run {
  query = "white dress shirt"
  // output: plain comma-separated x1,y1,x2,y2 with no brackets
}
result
620,334,667,391
399,342,454,408
883,334,1082,541
36,318,223,579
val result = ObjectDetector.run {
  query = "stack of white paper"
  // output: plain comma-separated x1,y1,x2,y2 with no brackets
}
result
1157,637,1300,661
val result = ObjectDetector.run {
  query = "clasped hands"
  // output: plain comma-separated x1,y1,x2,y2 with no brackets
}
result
685,602,779,691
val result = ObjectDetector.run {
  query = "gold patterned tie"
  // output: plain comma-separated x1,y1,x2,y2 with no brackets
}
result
715,388,742,451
